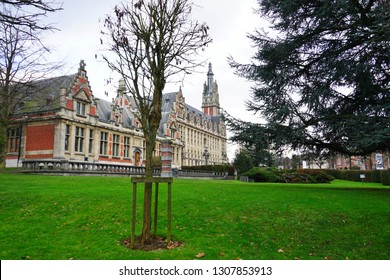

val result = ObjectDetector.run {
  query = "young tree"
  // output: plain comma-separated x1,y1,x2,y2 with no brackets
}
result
0,8,60,167
229,0,390,157
101,0,211,244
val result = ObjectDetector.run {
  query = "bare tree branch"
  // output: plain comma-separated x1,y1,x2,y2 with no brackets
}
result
0,0,63,31
0,6,62,166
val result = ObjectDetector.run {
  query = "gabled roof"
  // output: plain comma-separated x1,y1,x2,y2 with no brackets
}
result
95,98,133,128
14,74,77,114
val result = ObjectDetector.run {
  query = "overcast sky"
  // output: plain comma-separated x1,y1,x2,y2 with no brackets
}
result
43,0,268,159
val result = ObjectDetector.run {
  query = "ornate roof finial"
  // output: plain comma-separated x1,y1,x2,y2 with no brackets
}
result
208,62,213,75
79,60,86,70
118,78,126,93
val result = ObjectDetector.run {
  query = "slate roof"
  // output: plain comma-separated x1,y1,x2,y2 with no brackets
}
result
13,72,221,136
95,98,134,128
95,98,112,123
14,74,77,114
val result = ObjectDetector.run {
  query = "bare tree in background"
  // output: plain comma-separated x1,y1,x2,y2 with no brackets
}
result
101,0,211,244
0,0,62,31
0,3,62,167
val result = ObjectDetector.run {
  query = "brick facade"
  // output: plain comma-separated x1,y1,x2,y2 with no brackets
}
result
6,60,228,169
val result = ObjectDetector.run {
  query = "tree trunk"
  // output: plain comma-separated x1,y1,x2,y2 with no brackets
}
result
0,124,7,168
141,182,153,244
140,131,157,244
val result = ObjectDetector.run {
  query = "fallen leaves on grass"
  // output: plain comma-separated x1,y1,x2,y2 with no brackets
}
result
196,252,205,258
122,235,183,251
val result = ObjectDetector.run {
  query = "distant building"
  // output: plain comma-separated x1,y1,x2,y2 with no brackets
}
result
6,61,228,169
332,153,389,170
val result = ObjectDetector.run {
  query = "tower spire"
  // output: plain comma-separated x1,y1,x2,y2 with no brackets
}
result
207,63,214,95
202,62,220,116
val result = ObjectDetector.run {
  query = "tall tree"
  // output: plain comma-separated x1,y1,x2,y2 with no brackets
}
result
101,0,211,244
229,0,390,157
222,110,273,167
0,6,61,167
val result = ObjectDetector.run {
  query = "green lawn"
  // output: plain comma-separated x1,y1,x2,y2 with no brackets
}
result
0,173,389,260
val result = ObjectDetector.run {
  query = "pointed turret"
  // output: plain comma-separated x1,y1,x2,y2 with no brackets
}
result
207,63,214,95
202,62,220,116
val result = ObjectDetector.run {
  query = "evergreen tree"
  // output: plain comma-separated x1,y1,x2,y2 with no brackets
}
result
233,148,254,175
229,0,390,156
223,112,273,166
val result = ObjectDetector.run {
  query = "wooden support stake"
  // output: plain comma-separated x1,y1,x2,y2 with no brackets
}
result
130,177,173,248
153,182,159,236
167,181,172,246
131,182,137,249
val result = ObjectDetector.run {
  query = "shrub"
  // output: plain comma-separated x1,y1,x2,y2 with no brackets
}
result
311,172,335,183
240,168,281,182
296,169,335,183
381,170,390,186
240,168,335,184
279,172,316,183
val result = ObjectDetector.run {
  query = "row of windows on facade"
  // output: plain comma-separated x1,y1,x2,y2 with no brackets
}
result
64,127,218,165
63,125,209,164
7,125,223,164
180,125,224,148
64,125,152,158
6,126,148,159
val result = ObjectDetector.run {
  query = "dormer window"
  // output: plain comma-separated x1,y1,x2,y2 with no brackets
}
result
171,129,176,139
76,101,86,116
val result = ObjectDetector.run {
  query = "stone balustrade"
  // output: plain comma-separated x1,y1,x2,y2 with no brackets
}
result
21,159,228,179
22,159,161,176
175,169,228,179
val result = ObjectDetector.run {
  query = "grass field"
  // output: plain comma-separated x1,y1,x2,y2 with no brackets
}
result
0,173,389,260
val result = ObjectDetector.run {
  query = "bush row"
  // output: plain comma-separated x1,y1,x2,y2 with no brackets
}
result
381,170,390,186
181,165,235,176
180,165,390,185
323,169,385,184
240,168,335,184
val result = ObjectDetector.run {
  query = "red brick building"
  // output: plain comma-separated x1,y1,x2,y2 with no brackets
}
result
6,61,228,170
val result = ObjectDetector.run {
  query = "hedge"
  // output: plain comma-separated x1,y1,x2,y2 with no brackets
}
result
240,168,334,184
324,169,382,183
381,170,390,186
181,165,235,176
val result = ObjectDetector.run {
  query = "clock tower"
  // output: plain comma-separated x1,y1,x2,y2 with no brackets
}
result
202,63,220,116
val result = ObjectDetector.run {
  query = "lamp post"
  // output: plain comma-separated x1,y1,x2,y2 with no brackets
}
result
203,147,210,165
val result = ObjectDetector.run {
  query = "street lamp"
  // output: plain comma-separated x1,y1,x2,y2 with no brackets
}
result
203,147,210,165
